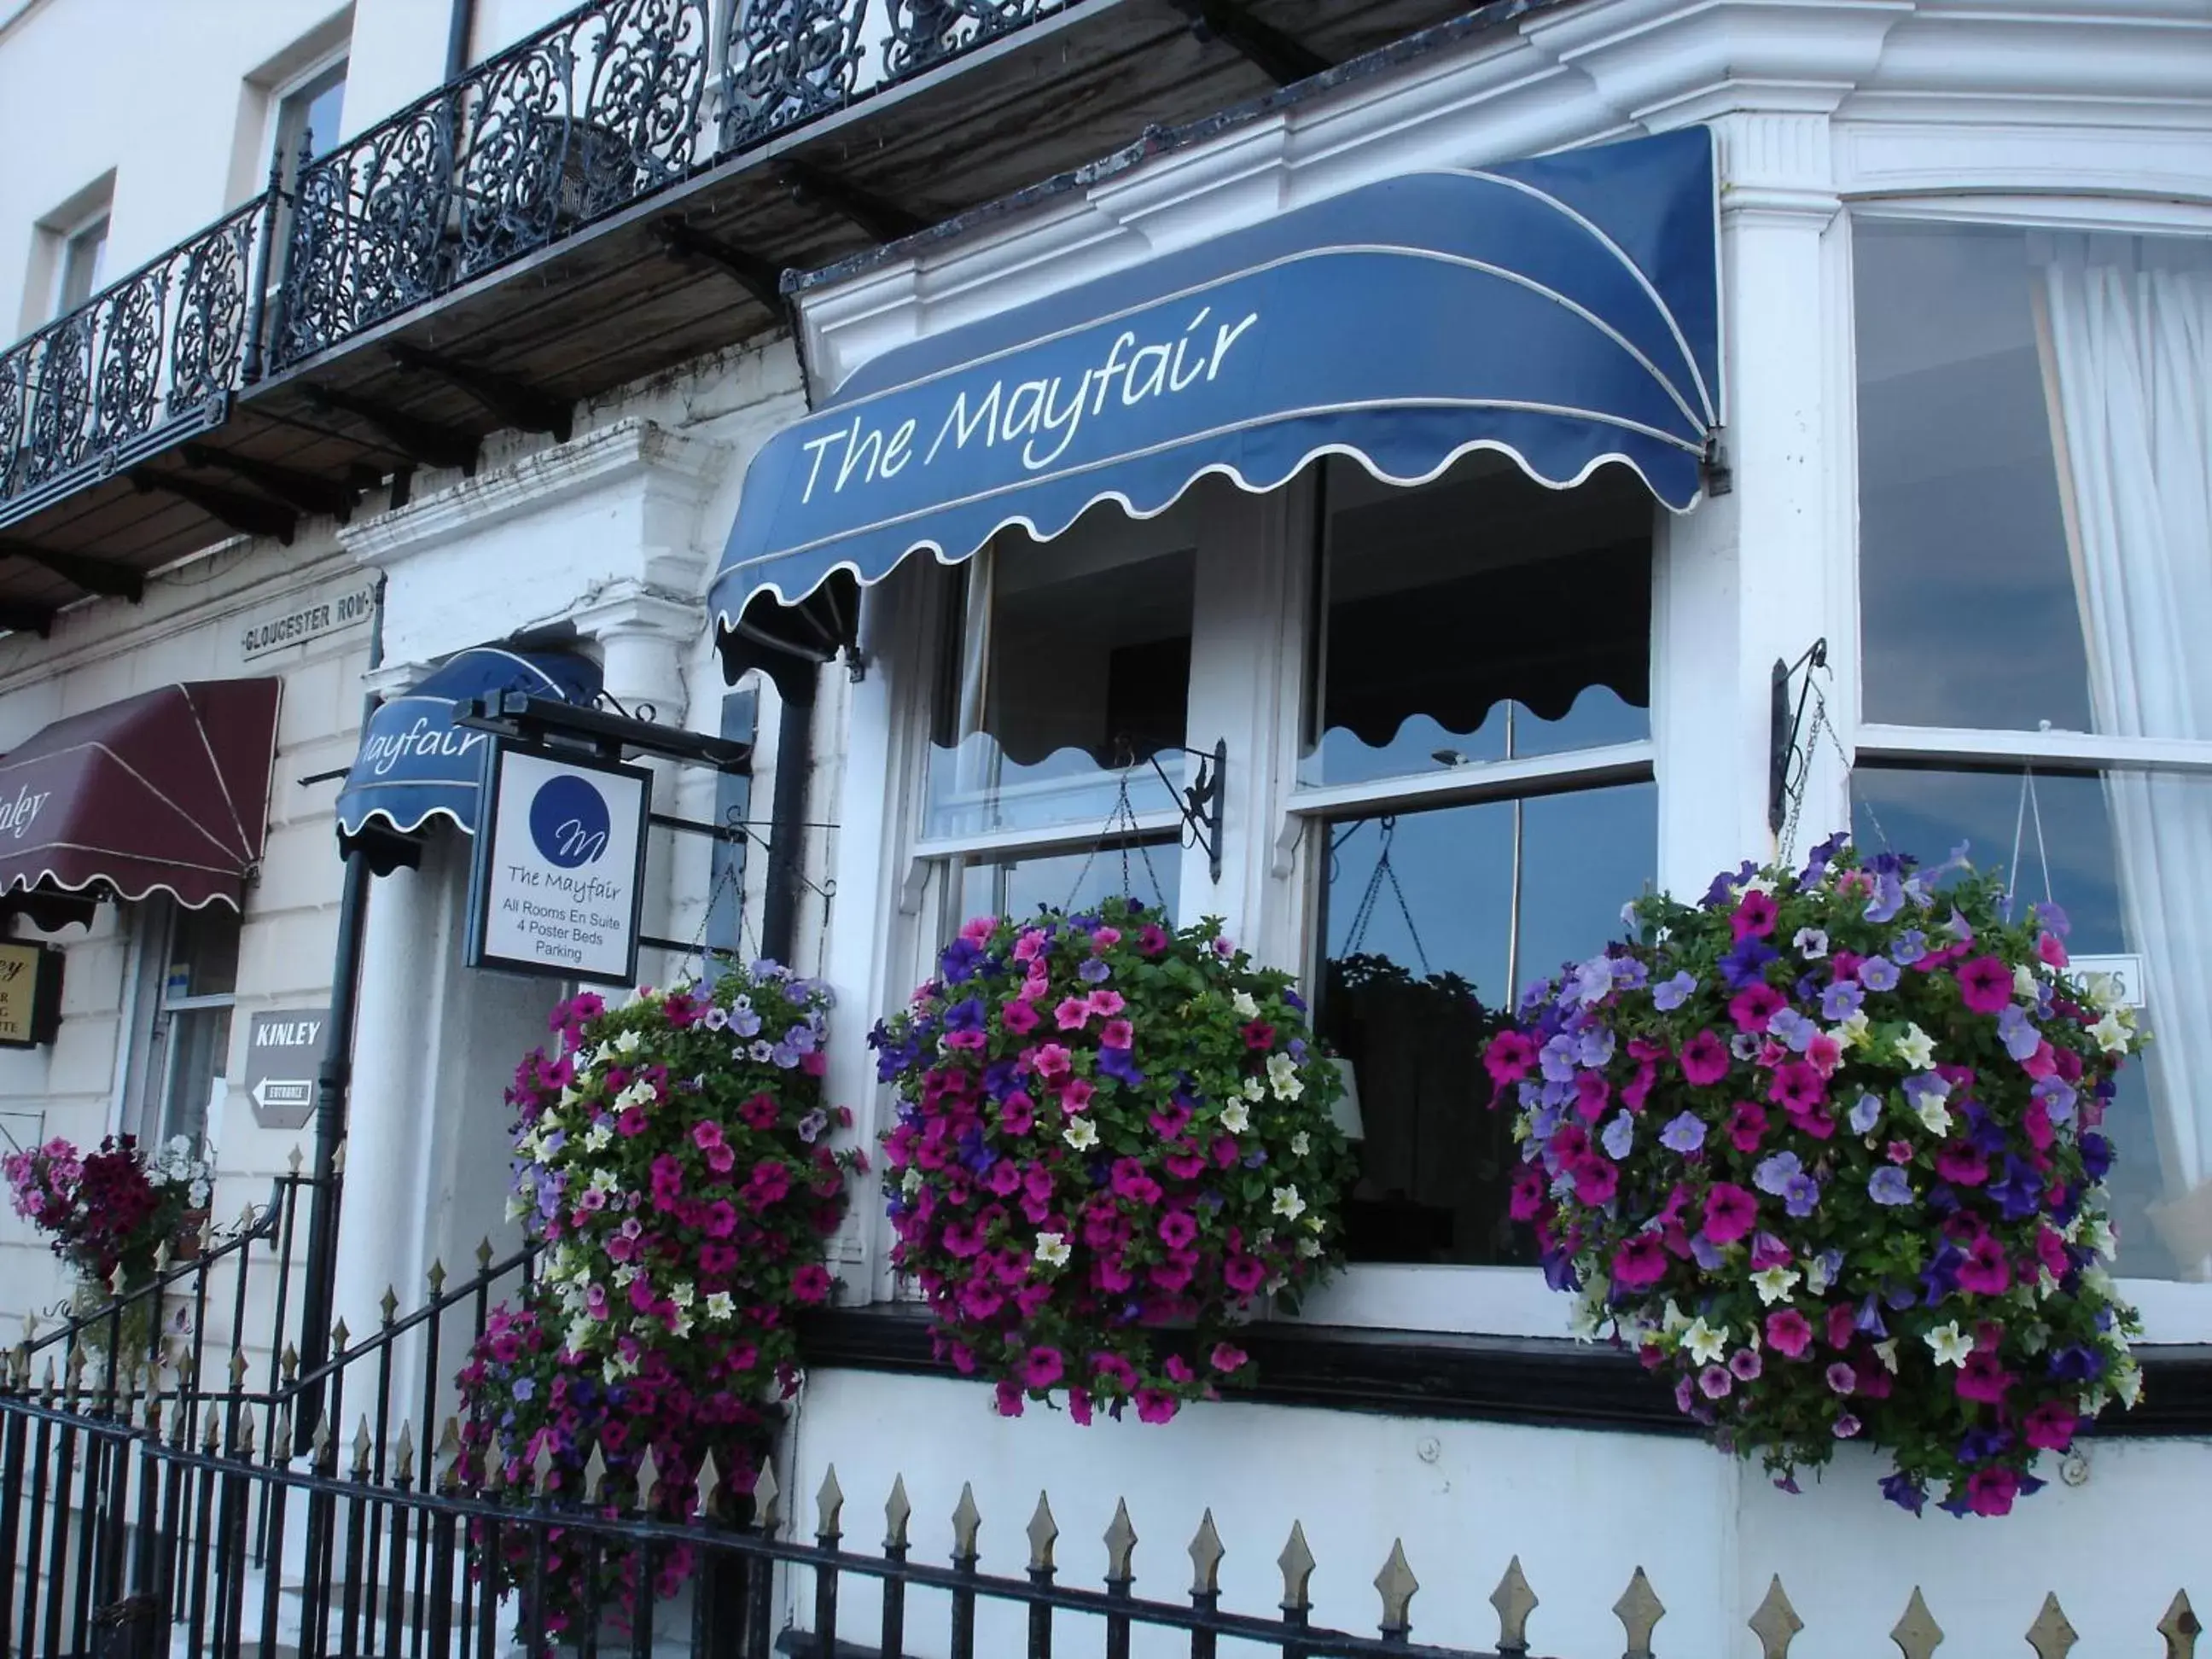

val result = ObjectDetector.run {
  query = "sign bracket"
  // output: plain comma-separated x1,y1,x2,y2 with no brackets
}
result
457,692,752,773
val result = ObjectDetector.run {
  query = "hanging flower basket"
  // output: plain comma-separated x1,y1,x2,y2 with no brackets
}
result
1487,837,2144,1516
874,899,1356,1423
456,963,864,1633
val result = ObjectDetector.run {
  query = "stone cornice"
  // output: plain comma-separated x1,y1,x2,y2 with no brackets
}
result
339,417,731,570
798,0,2209,391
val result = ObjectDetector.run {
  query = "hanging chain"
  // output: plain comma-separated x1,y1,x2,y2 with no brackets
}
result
1062,765,1170,915
2004,767,2055,923
1336,815,1434,977
1778,672,1879,867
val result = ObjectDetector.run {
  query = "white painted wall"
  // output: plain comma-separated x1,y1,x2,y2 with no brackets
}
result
783,1369,2211,1659
0,523,370,1348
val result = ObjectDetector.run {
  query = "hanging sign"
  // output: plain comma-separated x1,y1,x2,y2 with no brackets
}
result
242,1007,327,1129
2069,953,2147,1010
0,941,61,1049
465,740,649,987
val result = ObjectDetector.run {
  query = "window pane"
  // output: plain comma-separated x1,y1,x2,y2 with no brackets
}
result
955,840,1178,928
58,218,108,312
160,1006,230,1145
1303,453,1651,789
1852,765,2211,1279
1855,222,2212,738
926,527,1192,841
166,908,240,1001
1315,781,1655,1264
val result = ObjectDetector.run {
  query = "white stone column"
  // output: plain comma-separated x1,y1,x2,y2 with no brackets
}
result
572,586,701,983
329,849,440,1344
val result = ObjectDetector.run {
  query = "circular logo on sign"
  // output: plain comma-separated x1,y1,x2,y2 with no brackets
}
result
528,773,612,868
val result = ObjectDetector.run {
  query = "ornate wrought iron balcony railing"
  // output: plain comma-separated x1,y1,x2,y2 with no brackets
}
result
0,198,270,525
0,0,1074,533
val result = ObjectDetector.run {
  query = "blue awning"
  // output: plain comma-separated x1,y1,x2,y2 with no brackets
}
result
710,127,1719,636
335,648,602,859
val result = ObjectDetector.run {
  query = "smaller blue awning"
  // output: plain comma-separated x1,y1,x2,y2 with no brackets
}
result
335,648,601,864
710,126,1720,643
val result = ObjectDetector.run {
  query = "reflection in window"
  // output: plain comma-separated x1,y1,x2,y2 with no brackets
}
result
1302,452,1652,788
957,840,1179,929
146,904,242,1147
1856,222,2212,738
926,528,1191,841
1852,765,2205,1280
1317,783,1656,1265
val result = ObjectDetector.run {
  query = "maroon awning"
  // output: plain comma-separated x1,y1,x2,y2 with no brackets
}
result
0,679,282,913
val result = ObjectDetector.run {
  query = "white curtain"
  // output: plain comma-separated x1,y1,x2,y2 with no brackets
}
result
2036,231,2212,1274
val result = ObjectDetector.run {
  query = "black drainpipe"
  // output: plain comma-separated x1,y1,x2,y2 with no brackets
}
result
757,663,815,964
295,576,386,1445
444,0,476,81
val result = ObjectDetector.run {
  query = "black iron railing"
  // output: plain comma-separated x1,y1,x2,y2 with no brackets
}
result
2,1215,2202,1659
0,0,1081,527
0,198,270,518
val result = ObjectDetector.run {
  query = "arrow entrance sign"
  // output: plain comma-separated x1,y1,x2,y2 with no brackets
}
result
243,1008,327,1131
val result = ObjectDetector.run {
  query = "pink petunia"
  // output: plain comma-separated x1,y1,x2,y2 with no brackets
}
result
1210,1342,1248,1375
1138,925,1169,957
1031,1045,1074,1079
2023,1400,2081,1452
1612,1231,1669,1289
1680,1031,1730,1086
790,1264,833,1304
2036,933,2069,969
1956,955,2014,1015
1703,1183,1757,1245
1100,1021,1136,1050
1767,1062,1825,1113
1955,1349,2013,1404
1062,1078,1096,1113
1732,889,1778,941
1935,1143,1989,1187
1055,998,1093,1032
1091,1353,1139,1392
1570,1155,1620,1207
1086,990,1126,1018
1134,1390,1179,1424
1575,1071,1612,1122
1765,1308,1812,1358
692,1121,725,1151
1022,1347,1065,1388
1484,1030,1537,1088
1729,984,1785,1034
1727,1100,1768,1154
1955,1235,2012,1296
1001,998,1040,1035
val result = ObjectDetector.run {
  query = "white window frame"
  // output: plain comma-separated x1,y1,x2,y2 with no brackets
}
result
123,899,240,1152
52,210,110,318
846,459,1668,1336
1842,202,2212,1341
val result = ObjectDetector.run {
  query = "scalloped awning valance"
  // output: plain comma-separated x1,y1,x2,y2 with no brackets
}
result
335,647,602,870
709,127,1720,665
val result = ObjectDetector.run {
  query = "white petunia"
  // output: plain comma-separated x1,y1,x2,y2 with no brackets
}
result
1873,1338,1900,1374
1751,1266,1801,1307
1034,1231,1071,1269
2014,964,2040,1004
583,1124,614,1153
1924,1321,1973,1367
1682,1318,1730,1367
1243,1077,1266,1101
1231,991,1260,1020
1063,1117,1099,1151
1220,1100,1251,1134
1296,1236,1321,1258
613,1029,643,1056
706,1291,736,1322
1290,1132,1310,1157
901,1167,923,1196
1835,1011,1872,1051
2090,1012,2131,1054
1893,1023,1937,1070
1266,1052,1303,1100
1271,1185,1306,1220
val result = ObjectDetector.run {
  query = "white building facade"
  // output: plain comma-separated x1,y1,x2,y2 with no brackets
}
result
0,0,2206,1655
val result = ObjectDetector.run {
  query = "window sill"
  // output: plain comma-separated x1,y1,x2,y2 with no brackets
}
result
798,1306,2212,1436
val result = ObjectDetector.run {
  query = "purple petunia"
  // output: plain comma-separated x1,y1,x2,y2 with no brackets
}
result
1660,1113,1707,1154
1867,1167,1913,1207
1652,971,1697,1011
1859,956,1901,992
